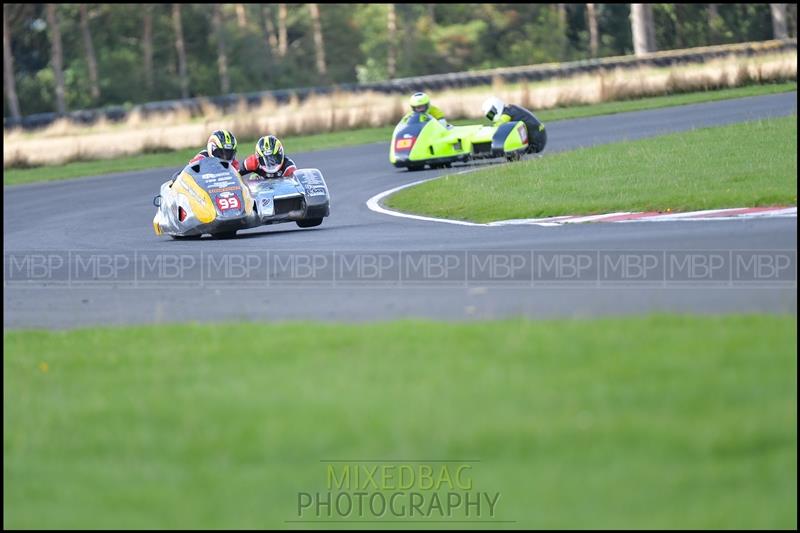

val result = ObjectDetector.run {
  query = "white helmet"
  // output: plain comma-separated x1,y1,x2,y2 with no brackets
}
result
481,97,505,121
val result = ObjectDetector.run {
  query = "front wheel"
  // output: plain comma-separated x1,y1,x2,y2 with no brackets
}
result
296,218,323,228
211,231,237,239
171,234,202,240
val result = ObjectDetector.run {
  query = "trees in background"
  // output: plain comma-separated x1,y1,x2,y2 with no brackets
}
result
142,6,154,96
212,4,230,94
278,4,287,58
308,3,327,80
4,4,795,118
3,5,22,120
770,4,788,39
172,4,189,99
631,3,657,55
387,4,397,79
586,4,600,58
261,4,278,59
234,4,246,29
79,4,100,101
44,4,66,115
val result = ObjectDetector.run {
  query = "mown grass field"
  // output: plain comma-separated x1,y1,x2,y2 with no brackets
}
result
3,82,795,186
4,315,796,529
386,114,797,222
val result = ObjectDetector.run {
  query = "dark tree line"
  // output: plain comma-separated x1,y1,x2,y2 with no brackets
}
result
3,4,796,118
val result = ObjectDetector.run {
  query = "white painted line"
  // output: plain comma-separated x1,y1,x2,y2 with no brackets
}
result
488,215,574,226
765,207,799,216
486,212,641,225
550,212,638,224
365,176,489,227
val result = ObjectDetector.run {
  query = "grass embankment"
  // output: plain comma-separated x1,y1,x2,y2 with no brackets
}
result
3,82,795,186
4,315,796,528
386,114,797,221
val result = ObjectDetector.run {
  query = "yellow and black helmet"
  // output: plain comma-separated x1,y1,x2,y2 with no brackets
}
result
409,92,431,113
255,135,285,174
207,129,238,161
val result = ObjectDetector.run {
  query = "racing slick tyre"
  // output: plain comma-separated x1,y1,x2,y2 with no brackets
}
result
408,164,425,172
211,231,238,239
170,234,202,240
296,218,323,228
528,127,547,154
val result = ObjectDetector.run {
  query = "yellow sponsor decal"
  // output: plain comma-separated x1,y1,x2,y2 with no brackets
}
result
396,139,413,149
173,173,216,223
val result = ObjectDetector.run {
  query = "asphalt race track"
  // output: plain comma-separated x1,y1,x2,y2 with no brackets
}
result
4,92,797,328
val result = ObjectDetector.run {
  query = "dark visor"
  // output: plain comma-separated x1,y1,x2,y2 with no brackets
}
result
259,153,282,170
212,147,236,160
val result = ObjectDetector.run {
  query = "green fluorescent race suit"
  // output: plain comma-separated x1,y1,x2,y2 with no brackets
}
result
403,104,446,122
495,104,547,154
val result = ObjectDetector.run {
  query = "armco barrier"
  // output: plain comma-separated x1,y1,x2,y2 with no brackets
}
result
4,39,796,131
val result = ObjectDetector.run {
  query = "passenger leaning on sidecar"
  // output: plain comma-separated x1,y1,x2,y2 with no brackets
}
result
481,97,547,154
239,135,297,179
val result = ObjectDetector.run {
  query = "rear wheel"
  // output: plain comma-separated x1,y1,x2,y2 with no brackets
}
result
296,218,323,228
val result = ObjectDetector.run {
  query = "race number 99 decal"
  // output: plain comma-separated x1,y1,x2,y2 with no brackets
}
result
216,194,241,211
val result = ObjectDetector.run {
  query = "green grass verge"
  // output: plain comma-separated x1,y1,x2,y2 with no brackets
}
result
4,82,795,186
386,115,798,222
4,315,796,529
